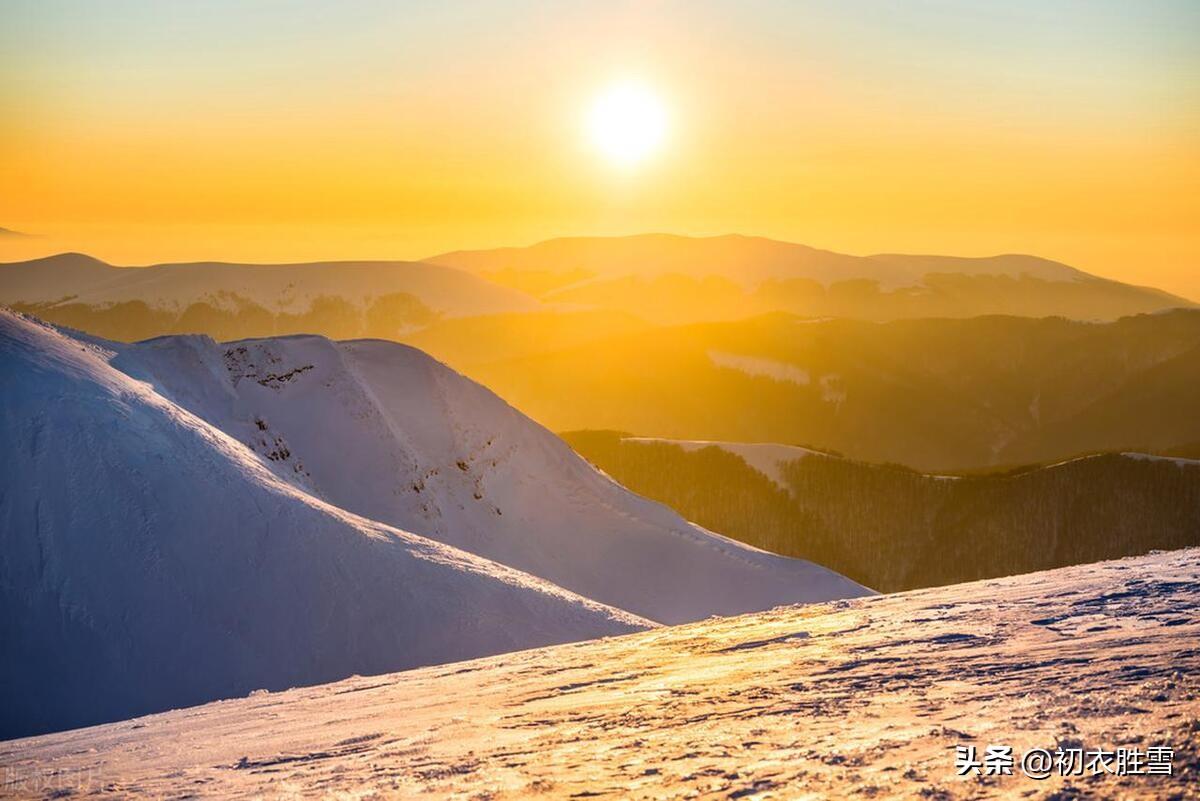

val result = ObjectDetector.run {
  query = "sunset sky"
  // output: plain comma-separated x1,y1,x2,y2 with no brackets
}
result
2,1,1197,298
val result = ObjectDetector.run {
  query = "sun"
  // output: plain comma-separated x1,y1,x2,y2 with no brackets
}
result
587,82,668,168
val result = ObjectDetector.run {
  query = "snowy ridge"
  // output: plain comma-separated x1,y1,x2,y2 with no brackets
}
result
104,325,870,624
6,548,1196,798
0,309,648,739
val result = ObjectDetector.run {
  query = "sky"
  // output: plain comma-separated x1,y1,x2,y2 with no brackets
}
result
1,0,1198,298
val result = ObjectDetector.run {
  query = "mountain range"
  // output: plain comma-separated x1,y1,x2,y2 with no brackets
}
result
2,235,1193,344
0,310,865,739
428,234,1193,323
565,431,1200,592
425,311,1200,471
5,240,1198,473
0,252,535,342
4,234,1198,739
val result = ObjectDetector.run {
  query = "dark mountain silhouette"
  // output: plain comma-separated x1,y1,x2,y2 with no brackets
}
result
565,431,1200,592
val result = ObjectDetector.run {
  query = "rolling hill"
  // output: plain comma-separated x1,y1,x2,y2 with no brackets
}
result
431,234,1090,287
428,234,1193,323
0,253,539,342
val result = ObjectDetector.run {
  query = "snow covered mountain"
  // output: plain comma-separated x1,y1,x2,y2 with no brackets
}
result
0,310,867,737
8,548,1196,799
0,310,649,739
104,322,868,624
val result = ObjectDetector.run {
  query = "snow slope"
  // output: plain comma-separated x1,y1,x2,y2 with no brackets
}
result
0,310,648,739
102,327,870,624
0,253,537,316
6,549,1196,798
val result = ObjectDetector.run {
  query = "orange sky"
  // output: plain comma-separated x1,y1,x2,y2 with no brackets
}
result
1,2,1197,299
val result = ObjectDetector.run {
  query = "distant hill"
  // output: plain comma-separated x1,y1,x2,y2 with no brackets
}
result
427,234,1193,323
430,233,1091,285
565,431,1200,592
439,311,1200,472
0,252,539,341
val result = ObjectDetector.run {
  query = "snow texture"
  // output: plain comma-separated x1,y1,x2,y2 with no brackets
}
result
4,549,1196,799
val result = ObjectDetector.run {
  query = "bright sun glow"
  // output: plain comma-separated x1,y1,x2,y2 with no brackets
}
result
587,82,668,168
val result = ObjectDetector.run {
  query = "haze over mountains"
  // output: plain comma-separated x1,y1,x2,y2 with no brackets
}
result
422,311,1200,472
1,253,536,314
2,234,1192,342
0,310,866,738
4,237,1197,474
428,234,1193,323
433,234,1092,286
566,432,1200,592
0,252,536,342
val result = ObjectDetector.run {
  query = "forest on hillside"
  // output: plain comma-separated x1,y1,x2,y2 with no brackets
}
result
565,431,1200,592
